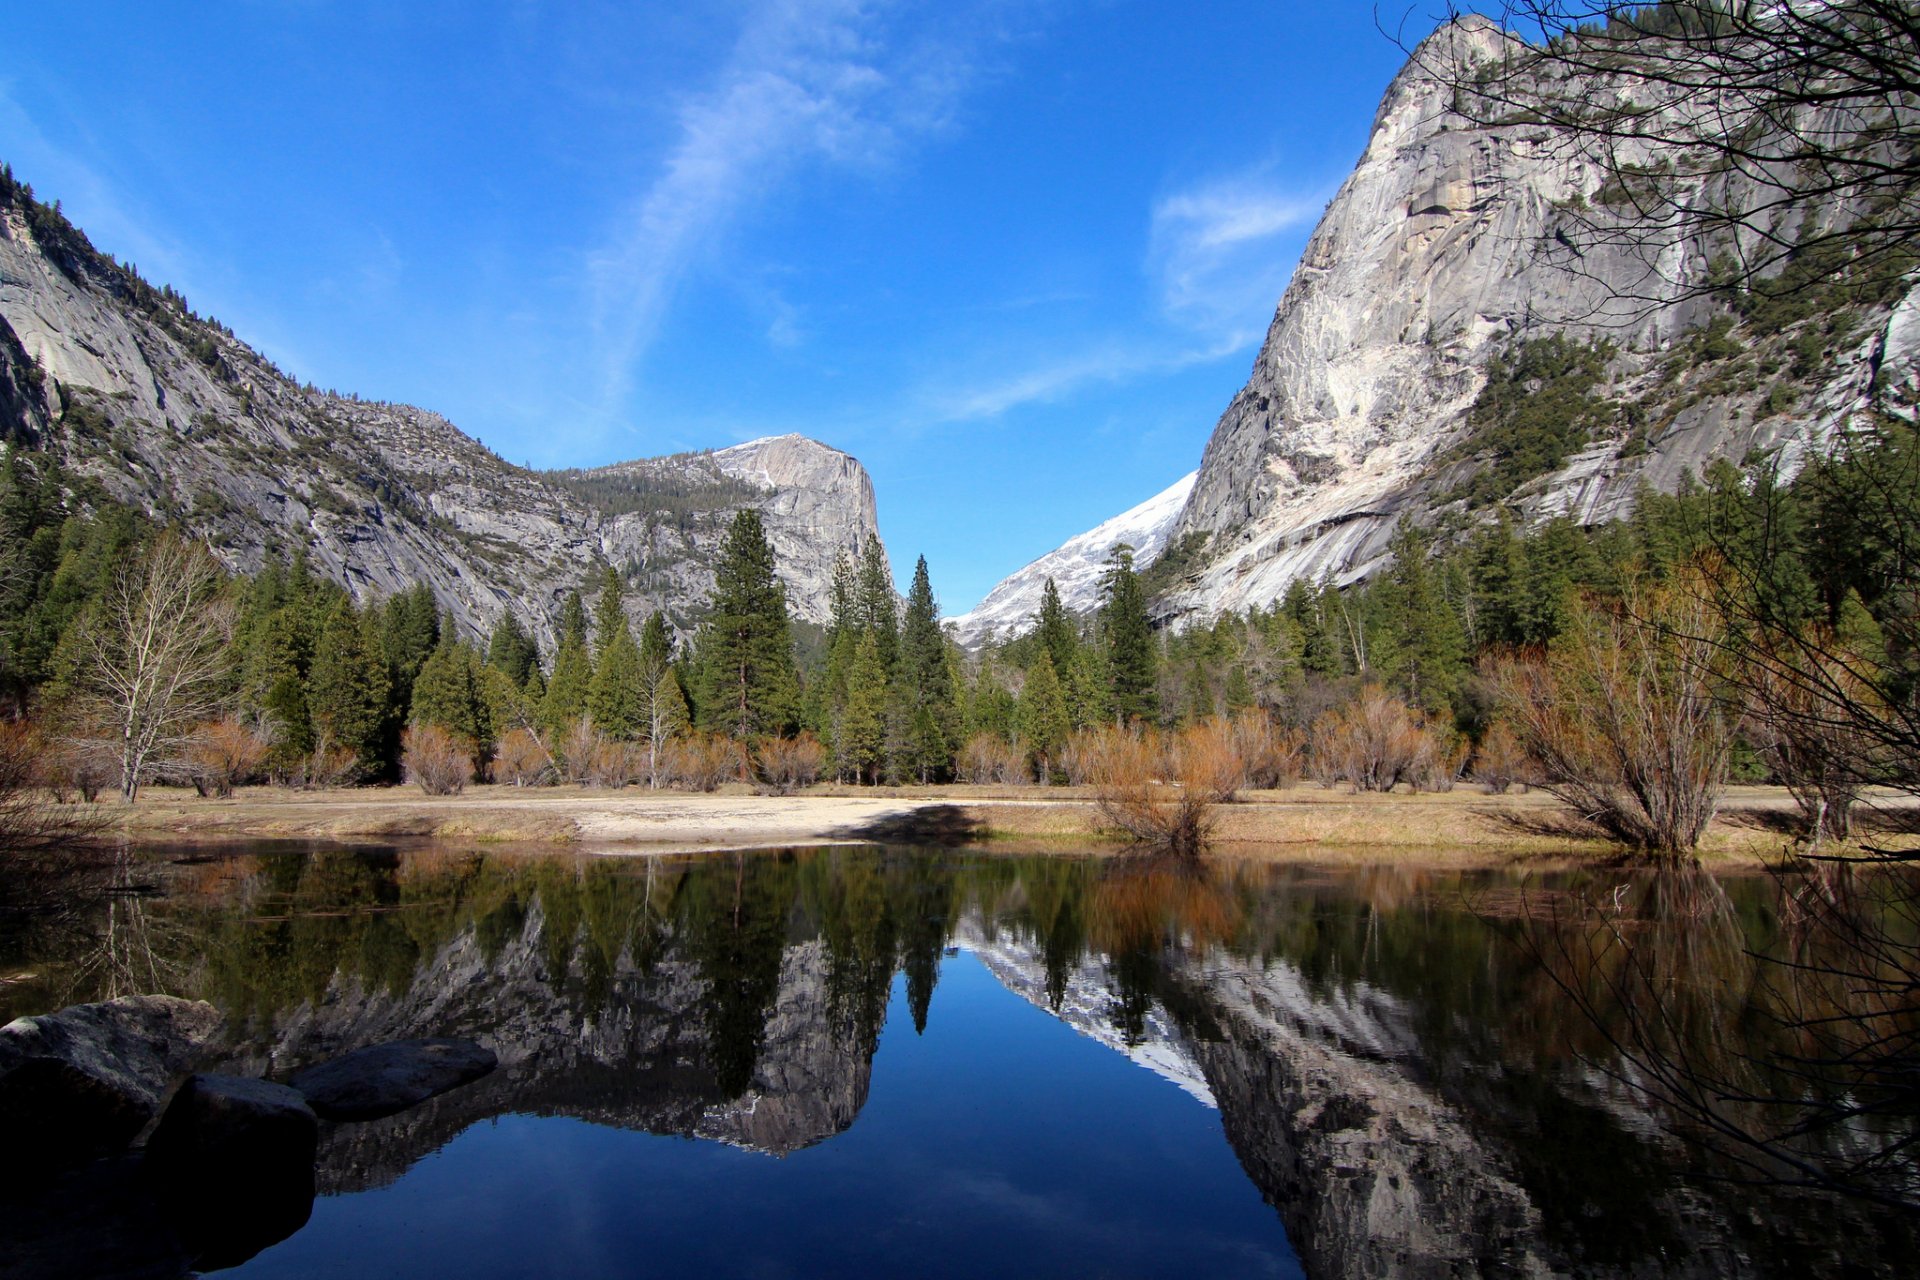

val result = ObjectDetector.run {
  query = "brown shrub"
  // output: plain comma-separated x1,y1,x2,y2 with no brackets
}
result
1,720,106,851
1309,686,1445,793
37,732,114,803
1488,585,1731,854
1231,708,1303,789
1472,719,1532,794
403,723,473,796
667,733,749,792
494,727,555,787
1082,724,1219,857
583,737,643,789
184,718,273,797
757,733,826,794
301,743,361,790
555,717,602,786
1173,718,1249,803
1743,629,1885,846
956,732,1028,785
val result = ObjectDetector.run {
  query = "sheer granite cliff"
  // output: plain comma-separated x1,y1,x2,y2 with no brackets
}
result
965,17,1920,631
0,189,880,645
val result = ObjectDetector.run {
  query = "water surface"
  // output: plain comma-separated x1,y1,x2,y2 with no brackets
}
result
3,843,1913,1277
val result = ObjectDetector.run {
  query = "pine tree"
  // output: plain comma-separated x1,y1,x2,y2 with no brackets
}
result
486,609,539,686
1284,578,1340,677
590,613,645,739
1101,545,1157,724
1018,653,1070,780
380,584,440,710
1035,577,1078,678
309,600,391,778
542,590,593,736
697,509,799,738
895,555,957,782
839,631,888,783
593,566,627,657
412,639,491,748
856,536,897,675
1066,639,1113,728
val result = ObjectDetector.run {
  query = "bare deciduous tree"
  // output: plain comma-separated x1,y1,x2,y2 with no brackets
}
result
1489,580,1732,853
73,536,235,802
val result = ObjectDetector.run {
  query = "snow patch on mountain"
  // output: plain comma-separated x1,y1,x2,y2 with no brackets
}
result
949,471,1196,648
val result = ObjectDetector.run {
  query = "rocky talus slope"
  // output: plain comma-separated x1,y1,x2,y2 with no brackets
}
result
0,185,881,645
965,16,1920,631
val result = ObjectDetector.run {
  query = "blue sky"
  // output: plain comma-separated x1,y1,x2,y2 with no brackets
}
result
1,2,1425,612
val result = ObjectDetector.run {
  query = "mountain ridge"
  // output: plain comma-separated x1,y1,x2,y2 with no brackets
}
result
0,172,883,648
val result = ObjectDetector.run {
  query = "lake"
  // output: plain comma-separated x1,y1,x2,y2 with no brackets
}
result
2,842,1914,1277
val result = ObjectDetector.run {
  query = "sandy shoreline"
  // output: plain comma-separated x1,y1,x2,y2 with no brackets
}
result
87,782,1920,866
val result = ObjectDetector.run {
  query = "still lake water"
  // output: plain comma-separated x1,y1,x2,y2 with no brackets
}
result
3,842,1915,1278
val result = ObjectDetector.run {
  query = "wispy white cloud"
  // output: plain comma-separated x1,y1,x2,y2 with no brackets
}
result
584,0,1010,422
1148,167,1327,337
924,332,1249,423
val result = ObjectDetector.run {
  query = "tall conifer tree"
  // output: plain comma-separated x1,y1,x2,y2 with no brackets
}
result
1100,545,1157,725
697,509,798,738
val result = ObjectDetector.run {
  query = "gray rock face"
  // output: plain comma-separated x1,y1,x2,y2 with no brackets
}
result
968,17,1920,628
288,1037,497,1121
0,995,222,1175
209,898,871,1193
0,197,884,646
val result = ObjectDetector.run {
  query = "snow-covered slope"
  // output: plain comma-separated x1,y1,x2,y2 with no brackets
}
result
949,472,1195,648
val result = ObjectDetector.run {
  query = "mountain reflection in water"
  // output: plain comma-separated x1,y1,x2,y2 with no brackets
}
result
4,844,1914,1278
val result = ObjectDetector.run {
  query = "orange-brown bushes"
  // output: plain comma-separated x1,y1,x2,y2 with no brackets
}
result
184,718,272,797
0,719,104,851
1080,722,1238,857
1488,586,1731,854
402,723,474,796
757,733,826,794
1309,686,1451,792
1231,708,1304,789
666,733,749,792
1472,718,1532,794
493,727,555,787
956,732,1028,785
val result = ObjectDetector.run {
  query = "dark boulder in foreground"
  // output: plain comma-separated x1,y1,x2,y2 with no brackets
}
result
290,1037,497,1121
143,1073,318,1270
0,995,222,1182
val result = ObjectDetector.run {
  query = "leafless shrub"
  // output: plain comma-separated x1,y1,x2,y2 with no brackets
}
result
298,743,361,790
1473,718,1533,794
1309,685,1447,793
757,733,826,794
0,720,105,853
583,737,642,789
1082,724,1235,857
39,732,114,803
184,718,272,798
957,732,1028,786
1414,733,1469,794
403,724,473,796
1489,585,1732,855
555,716,603,786
1172,718,1248,803
667,732,748,792
1743,630,1885,848
1231,708,1303,789
494,727,555,787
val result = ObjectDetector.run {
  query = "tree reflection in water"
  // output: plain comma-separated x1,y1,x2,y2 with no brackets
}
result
1512,858,1920,1211
5,842,1914,1275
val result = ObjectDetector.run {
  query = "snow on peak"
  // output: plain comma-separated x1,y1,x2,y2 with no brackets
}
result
949,472,1196,648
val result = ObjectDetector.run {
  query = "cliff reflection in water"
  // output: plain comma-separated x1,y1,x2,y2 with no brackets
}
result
16,843,1916,1277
